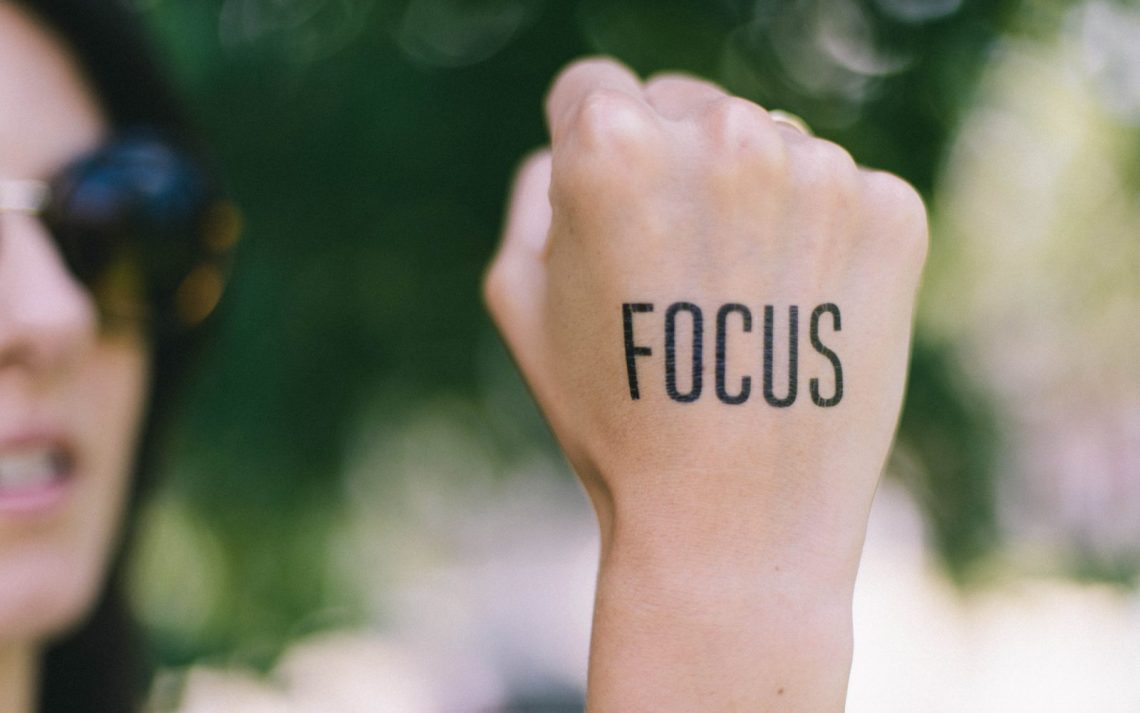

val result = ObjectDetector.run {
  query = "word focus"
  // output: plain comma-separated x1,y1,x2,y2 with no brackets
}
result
622,302,843,407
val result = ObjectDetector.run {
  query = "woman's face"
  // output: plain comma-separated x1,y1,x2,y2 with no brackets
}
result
0,3,148,644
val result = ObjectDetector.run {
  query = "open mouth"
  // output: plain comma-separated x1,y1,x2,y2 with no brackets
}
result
0,444,74,512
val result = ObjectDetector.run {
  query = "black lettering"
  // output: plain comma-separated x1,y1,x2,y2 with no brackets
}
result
763,305,798,407
622,303,654,400
665,302,703,403
715,303,752,404
809,303,843,407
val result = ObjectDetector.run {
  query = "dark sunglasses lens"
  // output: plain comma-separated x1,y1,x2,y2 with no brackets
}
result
45,134,224,330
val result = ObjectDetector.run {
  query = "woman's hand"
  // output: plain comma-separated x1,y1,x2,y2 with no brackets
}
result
485,57,927,711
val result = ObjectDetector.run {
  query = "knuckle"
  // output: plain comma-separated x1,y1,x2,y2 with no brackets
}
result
705,97,767,141
788,140,861,214
644,72,688,91
861,170,930,262
560,57,625,83
555,94,664,204
571,89,655,150
645,72,719,98
549,59,625,105
702,97,786,170
797,139,858,186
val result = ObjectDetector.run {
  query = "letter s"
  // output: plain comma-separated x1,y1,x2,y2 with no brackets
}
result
809,303,843,407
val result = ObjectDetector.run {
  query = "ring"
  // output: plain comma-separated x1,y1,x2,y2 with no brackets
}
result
769,110,813,136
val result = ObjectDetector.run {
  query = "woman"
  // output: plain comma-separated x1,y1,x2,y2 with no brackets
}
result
0,2,231,711
0,0,927,711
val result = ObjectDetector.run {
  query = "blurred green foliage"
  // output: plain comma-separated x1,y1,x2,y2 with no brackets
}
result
132,0,1058,666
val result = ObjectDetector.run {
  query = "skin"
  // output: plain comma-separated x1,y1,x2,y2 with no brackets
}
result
486,59,927,710
0,4,150,712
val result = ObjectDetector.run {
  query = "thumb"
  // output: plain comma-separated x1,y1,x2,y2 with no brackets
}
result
483,149,552,362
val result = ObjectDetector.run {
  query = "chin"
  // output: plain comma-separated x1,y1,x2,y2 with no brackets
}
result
0,537,114,645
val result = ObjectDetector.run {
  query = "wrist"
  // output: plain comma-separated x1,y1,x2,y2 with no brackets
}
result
591,459,870,600
588,536,855,712
598,518,858,628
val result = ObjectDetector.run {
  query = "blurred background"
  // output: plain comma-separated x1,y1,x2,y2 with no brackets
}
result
122,0,1140,710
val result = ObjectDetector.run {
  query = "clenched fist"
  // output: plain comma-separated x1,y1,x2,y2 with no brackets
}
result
485,58,927,712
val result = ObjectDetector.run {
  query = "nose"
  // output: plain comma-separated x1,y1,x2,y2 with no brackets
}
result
0,214,98,375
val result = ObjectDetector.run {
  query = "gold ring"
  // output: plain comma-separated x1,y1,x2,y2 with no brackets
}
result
769,110,813,136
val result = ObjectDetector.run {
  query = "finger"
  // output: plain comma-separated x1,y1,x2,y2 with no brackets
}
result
544,57,646,142
644,72,727,119
484,150,552,349
500,149,553,256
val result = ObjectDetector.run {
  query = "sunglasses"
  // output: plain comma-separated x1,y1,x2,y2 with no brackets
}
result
0,130,240,336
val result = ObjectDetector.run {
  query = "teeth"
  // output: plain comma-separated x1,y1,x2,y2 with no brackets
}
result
0,448,62,491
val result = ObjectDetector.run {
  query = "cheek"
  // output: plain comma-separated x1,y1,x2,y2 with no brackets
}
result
68,335,151,616
81,334,151,494
0,335,150,644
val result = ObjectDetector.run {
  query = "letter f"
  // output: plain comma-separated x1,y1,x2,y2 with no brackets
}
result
623,303,654,399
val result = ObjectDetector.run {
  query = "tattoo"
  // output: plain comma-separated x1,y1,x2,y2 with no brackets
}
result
665,302,703,403
623,303,653,400
809,303,843,407
622,301,844,407
715,304,752,405
763,305,798,408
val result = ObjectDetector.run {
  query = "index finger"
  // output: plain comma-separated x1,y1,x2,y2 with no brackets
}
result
544,57,646,143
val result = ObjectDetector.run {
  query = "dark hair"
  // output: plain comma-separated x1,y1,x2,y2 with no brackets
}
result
13,2,213,711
